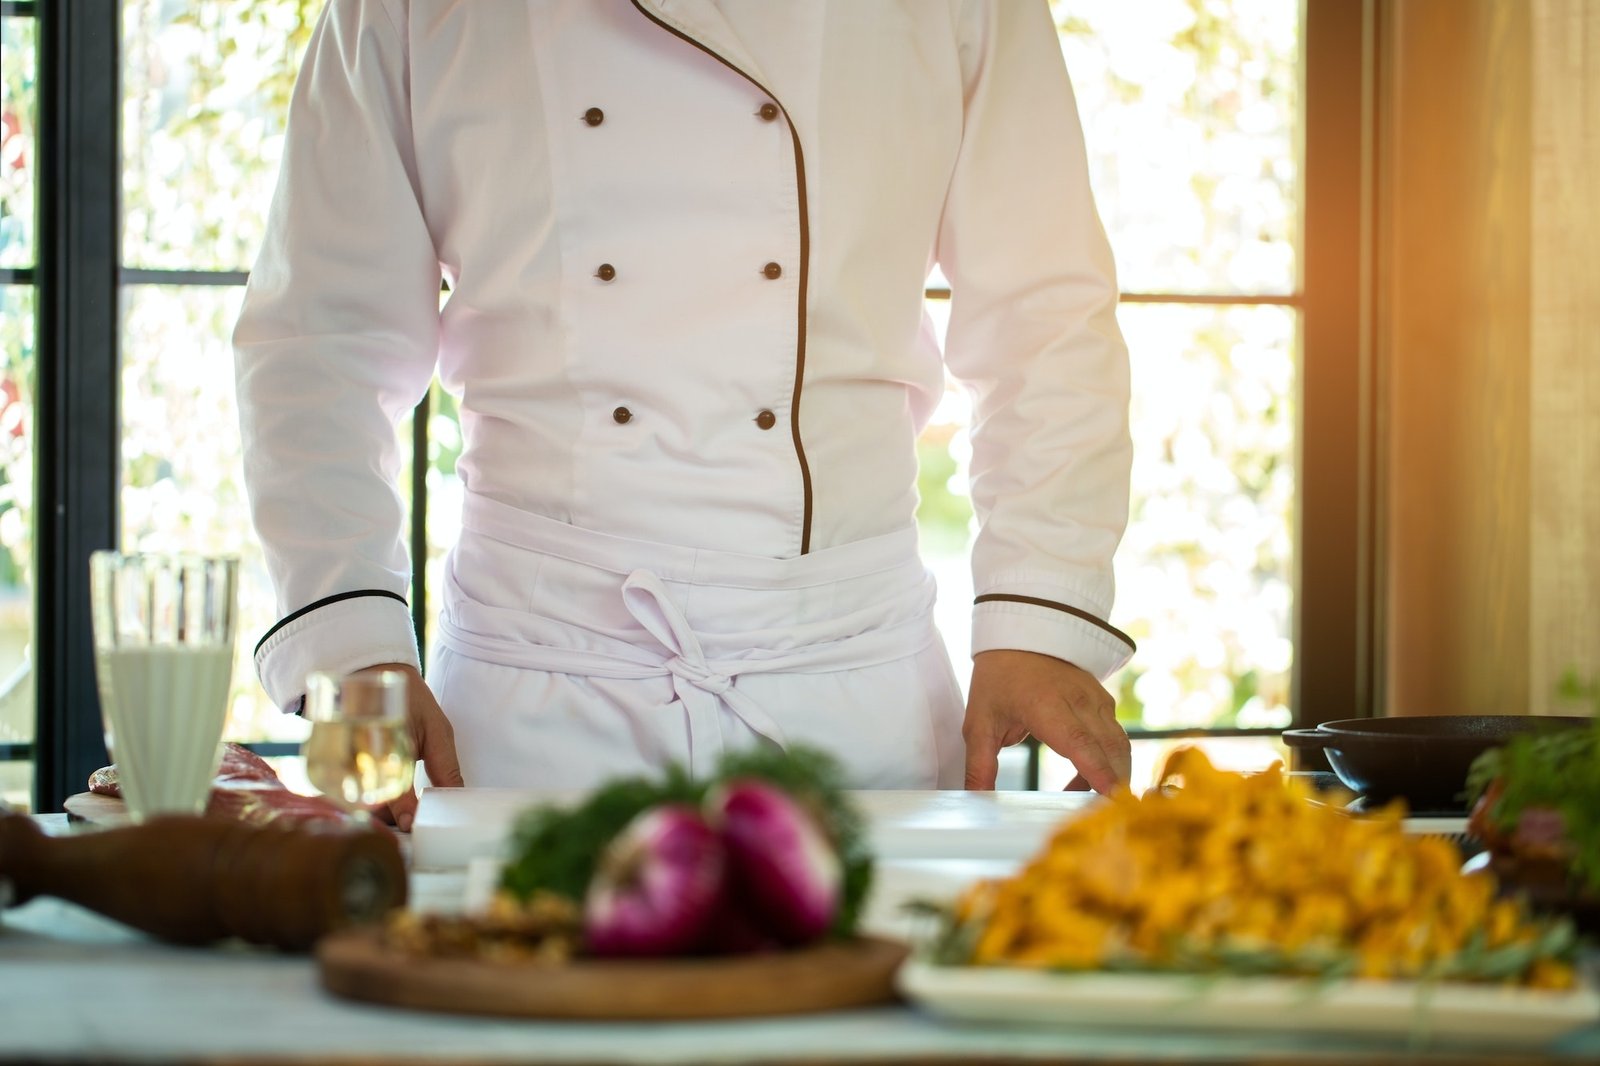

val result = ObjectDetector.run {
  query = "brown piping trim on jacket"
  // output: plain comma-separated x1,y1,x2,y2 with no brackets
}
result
628,1,815,554
973,593,1137,654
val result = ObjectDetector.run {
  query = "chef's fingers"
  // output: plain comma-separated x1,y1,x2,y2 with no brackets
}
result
347,663,460,831
416,704,465,790
1072,676,1130,787
962,719,1001,791
1031,714,1115,794
1031,684,1126,795
387,789,417,832
1063,773,1092,792
420,740,464,789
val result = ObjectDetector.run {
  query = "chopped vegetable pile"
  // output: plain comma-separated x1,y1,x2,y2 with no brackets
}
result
383,892,581,963
926,748,1578,989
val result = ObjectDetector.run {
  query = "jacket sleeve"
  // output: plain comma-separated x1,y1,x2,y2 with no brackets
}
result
936,0,1135,680
233,0,439,709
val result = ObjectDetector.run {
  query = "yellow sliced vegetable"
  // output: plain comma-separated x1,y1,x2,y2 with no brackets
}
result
946,749,1575,988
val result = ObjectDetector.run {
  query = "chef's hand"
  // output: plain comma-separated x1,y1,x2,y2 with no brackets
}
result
962,649,1131,794
357,662,464,831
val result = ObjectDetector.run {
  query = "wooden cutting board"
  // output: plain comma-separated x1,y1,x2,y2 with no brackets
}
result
62,792,132,826
318,927,910,1020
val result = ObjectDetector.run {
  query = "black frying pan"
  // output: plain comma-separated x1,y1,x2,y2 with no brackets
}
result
1281,715,1591,812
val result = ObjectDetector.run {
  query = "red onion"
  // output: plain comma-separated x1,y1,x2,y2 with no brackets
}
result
1514,807,1570,851
583,804,725,957
705,779,842,946
703,899,782,955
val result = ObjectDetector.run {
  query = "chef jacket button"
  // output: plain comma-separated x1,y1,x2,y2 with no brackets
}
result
762,262,783,280
596,263,616,282
613,406,632,424
583,107,605,127
758,102,780,122
755,409,777,430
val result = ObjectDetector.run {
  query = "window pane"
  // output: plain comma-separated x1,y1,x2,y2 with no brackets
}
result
918,301,1296,733
119,284,288,744
121,284,418,745
121,0,318,271
0,284,33,810
1,15,38,269
0,755,31,814
424,384,463,665
916,297,977,685
1054,0,1300,295
1113,303,1296,730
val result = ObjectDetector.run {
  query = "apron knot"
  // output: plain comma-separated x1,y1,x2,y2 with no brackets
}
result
619,568,786,773
666,655,733,696
622,569,734,698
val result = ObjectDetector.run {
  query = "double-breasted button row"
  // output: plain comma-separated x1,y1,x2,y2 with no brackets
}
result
584,102,781,127
592,262,782,282
608,406,778,430
587,97,781,432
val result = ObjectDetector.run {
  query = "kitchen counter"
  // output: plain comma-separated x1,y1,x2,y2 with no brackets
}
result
4,808,1598,1065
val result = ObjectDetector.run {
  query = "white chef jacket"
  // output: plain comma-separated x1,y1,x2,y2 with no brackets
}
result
235,0,1134,725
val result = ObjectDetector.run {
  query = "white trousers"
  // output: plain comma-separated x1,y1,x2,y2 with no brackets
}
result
430,493,966,791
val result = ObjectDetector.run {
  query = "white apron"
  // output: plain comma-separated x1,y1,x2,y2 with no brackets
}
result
430,493,966,790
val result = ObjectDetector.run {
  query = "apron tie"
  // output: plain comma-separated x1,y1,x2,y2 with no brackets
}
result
438,493,939,781
620,568,788,775
667,658,731,696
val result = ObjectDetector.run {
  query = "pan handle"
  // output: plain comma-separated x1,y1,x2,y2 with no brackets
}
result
1280,728,1331,749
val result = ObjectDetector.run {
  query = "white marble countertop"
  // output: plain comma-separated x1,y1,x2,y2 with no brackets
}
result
4,811,1598,1065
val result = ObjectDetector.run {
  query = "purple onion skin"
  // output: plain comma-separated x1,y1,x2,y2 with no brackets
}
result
584,804,726,957
705,779,843,946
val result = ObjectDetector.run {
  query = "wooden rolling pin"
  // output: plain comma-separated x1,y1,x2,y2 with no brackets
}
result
0,811,407,951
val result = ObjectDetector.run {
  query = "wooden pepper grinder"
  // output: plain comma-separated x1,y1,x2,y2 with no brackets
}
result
0,812,407,951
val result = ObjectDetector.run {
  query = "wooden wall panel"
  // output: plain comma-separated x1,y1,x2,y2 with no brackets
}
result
1379,0,1532,715
1529,0,1600,715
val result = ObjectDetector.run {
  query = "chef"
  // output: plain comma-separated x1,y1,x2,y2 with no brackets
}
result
235,0,1136,826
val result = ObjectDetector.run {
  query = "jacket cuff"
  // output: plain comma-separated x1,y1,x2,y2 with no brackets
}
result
970,592,1135,681
253,590,420,710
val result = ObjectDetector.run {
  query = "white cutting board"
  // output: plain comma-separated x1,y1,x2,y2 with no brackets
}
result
410,788,1098,870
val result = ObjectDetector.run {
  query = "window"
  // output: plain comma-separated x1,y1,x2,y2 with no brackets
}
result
0,3,38,810
120,0,322,787
919,1,1305,787
16,1,1370,810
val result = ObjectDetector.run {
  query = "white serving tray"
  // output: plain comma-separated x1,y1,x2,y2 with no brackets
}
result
410,787,1099,870
899,961,1600,1047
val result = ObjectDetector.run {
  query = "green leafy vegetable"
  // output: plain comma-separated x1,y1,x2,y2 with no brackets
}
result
499,765,702,905
498,745,874,938
1465,716,1600,894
